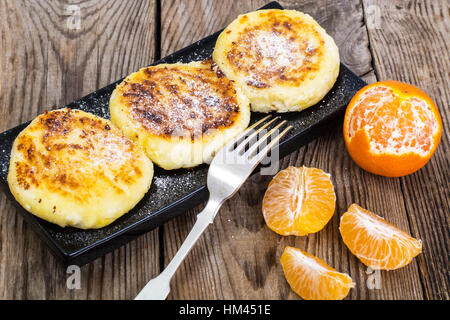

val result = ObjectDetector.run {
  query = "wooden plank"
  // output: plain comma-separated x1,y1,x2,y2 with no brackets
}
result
363,0,449,300
160,0,423,299
0,0,158,299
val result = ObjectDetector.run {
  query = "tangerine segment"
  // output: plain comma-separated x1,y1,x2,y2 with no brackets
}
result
343,80,442,177
280,247,354,300
339,204,422,270
262,166,335,236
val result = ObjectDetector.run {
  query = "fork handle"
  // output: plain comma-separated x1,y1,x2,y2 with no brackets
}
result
163,198,221,276
135,197,222,300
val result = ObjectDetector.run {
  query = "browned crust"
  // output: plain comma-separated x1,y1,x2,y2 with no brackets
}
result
116,61,241,140
12,109,144,202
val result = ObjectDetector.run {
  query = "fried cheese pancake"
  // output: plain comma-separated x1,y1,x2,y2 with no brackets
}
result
7,108,153,229
109,60,250,170
213,9,340,113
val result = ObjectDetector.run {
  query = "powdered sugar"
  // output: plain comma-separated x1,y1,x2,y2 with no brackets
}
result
124,65,239,137
242,30,309,86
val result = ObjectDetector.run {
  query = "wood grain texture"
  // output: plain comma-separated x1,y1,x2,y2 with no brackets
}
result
363,0,449,299
0,0,447,300
0,0,159,299
159,0,427,300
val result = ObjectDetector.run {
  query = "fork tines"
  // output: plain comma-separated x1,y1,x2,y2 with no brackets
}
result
227,115,292,162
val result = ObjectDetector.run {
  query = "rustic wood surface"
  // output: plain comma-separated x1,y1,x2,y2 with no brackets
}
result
0,0,448,300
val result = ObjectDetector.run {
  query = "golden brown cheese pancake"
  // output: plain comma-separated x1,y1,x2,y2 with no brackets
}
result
109,60,250,170
213,9,340,113
7,108,153,229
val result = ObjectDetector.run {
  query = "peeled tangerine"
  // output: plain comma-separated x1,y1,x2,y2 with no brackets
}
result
262,166,336,236
340,204,422,270
343,80,442,177
281,247,354,300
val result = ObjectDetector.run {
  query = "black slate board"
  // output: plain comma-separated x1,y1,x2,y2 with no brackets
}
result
0,1,366,266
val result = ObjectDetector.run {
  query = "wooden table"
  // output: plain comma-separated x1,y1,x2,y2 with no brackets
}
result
0,0,448,300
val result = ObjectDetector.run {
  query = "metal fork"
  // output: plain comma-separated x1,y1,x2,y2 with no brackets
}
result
135,115,292,300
